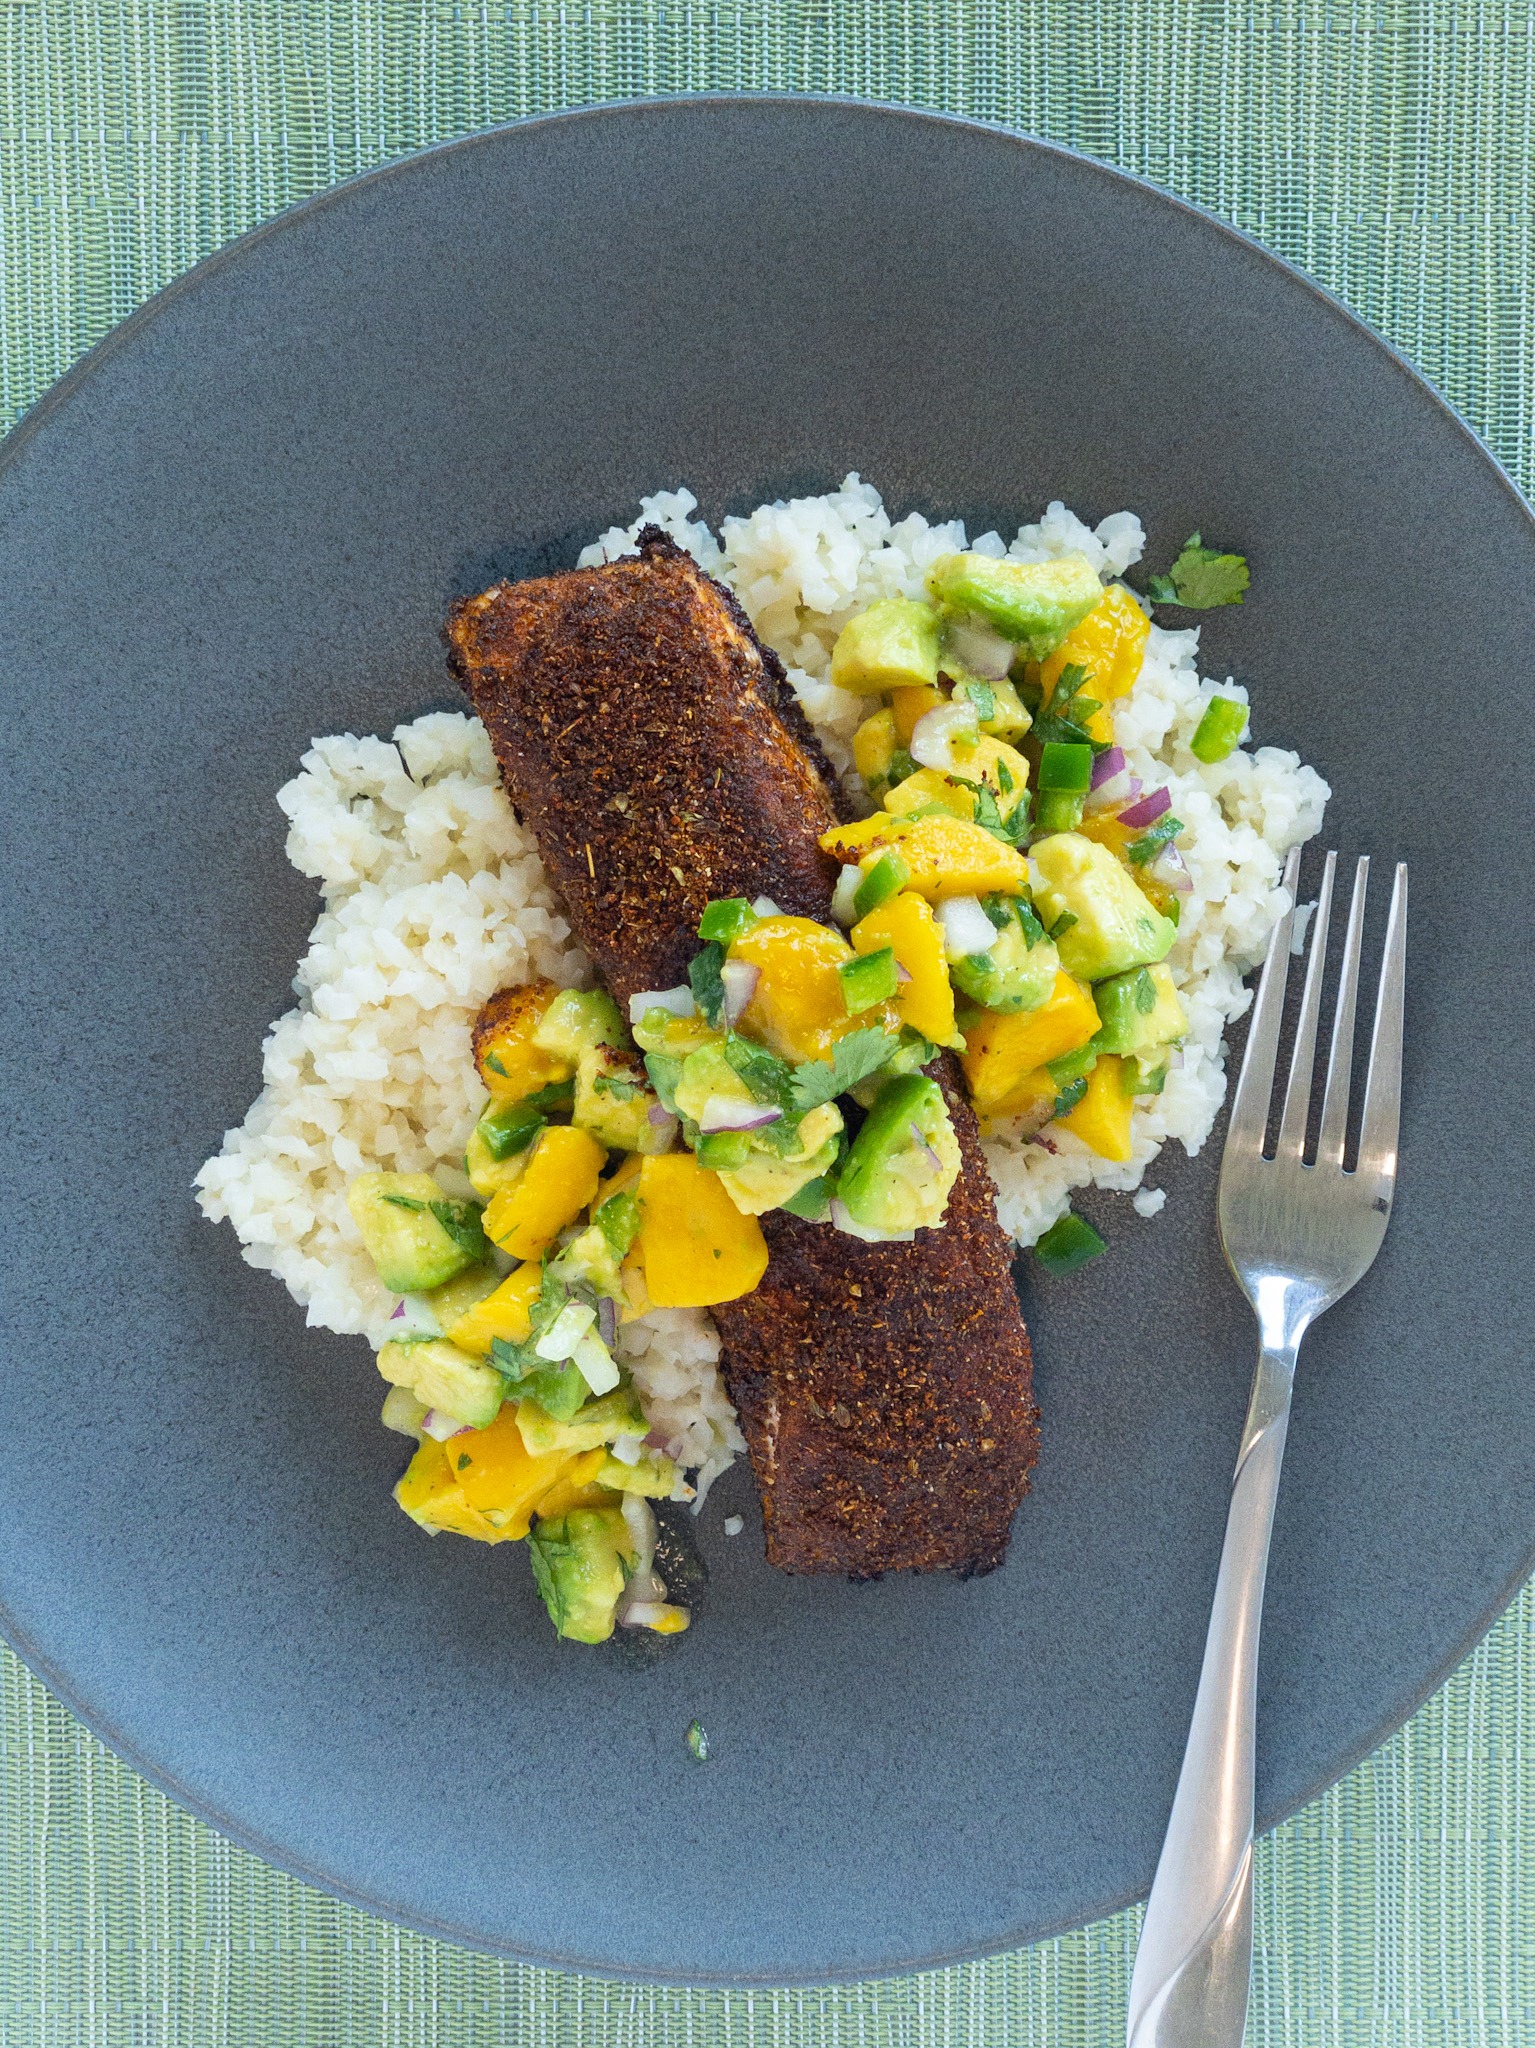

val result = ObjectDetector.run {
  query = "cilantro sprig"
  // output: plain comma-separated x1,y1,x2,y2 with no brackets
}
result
1033,663,1108,752
1144,533,1250,609
789,1027,900,1113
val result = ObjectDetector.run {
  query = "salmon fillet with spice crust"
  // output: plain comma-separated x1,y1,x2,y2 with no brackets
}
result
446,528,1039,1575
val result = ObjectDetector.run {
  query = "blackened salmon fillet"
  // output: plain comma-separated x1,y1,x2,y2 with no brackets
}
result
447,529,1039,1575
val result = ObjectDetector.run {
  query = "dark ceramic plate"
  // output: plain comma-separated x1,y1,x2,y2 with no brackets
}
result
1,99,1531,1986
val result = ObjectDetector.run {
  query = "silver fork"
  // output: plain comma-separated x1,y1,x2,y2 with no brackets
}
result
1126,848,1408,2048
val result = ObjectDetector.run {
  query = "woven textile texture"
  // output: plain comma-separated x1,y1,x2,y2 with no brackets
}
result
2,5,1533,2044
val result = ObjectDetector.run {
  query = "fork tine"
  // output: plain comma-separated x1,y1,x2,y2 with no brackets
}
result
1315,857,1369,1166
1225,846,1301,1155
1357,863,1408,1188
1275,851,1336,1159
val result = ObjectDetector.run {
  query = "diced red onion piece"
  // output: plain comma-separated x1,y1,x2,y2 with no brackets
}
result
752,895,782,918
719,959,760,1024
1084,769,1134,815
389,1300,406,1320
420,1409,473,1441
643,1428,673,1453
647,1100,674,1126
944,618,1015,681
628,984,694,1025
1150,841,1194,894
1090,745,1127,789
597,1297,617,1346
697,1096,783,1134
894,961,912,984
1117,785,1172,829
937,894,998,959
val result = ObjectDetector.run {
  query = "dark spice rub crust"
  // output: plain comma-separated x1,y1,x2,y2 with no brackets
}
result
447,529,1039,1576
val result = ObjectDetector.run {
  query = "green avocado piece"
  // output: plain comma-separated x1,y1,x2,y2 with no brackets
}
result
532,988,627,1063
947,672,1033,742
926,551,1103,658
837,1072,960,1236
573,1044,672,1153
673,1041,758,1126
948,896,1060,1014
347,1172,484,1293
376,1337,505,1430
595,1447,680,1497
1030,832,1178,981
515,1386,649,1457
715,1102,843,1217
830,597,942,695
1092,962,1189,1056
528,1506,638,1644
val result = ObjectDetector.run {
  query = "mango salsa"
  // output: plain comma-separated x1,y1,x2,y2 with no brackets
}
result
471,978,573,1102
484,1125,606,1261
819,811,1032,903
850,892,956,1046
960,971,1100,1117
1057,1054,1134,1161
395,1416,603,1542
636,1154,769,1307
440,1262,543,1357
729,914,891,1062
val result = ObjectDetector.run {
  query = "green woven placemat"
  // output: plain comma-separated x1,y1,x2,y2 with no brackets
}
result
2,6,1532,2043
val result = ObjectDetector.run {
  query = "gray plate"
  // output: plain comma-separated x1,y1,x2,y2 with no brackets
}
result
1,99,1531,1986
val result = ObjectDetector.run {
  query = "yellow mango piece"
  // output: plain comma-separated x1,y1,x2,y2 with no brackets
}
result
471,979,573,1102
851,893,957,1047
394,1440,511,1543
1076,810,1138,862
454,1412,603,1537
641,1605,691,1635
891,683,947,744
637,1154,769,1307
852,708,898,786
819,811,1031,904
728,915,890,1062
960,971,1100,1117
619,1248,651,1323
1057,1054,1135,1161
963,736,1032,819
483,1125,606,1261
1039,582,1149,709
530,1469,621,1523
441,1263,543,1358
980,1064,1060,1127
885,767,979,821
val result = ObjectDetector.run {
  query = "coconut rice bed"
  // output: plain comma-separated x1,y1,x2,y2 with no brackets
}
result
196,475,1328,1502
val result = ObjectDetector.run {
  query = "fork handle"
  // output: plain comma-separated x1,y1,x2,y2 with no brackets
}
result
1126,1342,1297,2048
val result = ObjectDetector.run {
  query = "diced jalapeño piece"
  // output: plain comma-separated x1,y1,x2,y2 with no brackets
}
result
926,551,1104,658
836,1072,960,1236
1033,1211,1107,1276
698,897,759,945
528,1506,638,1643
829,597,942,695
839,947,899,1014
1029,832,1177,981
1190,694,1249,763
853,852,910,920
347,1172,484,1293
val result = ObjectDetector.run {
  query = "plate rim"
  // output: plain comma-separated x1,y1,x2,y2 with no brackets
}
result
2,92,1532,1984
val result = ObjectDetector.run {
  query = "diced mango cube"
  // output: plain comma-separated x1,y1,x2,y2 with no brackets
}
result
728,915,892,1062
819,811,1031,903
454,1412,603,1536
484,1125,606,1261
637,1154,769,1307
980,1064,1060,1127
471,979,574,1102
891,684,947,744
394,1439,509,1543
885,767,980,821
1039,583,1149,709
440,1262,543,1357
850,893,956,1047
960,971,1100,1117
852,707,899,786
1057,1054,1135,1161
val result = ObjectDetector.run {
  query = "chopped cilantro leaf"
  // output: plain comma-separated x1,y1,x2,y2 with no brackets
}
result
722,1032,795,1111
1144,532,1250,609
789,1027,899,1113
1127,816,1184,864
688,942,726,1026
1047,910,1079,941
428,1199,489,1264
595,1189,641,1259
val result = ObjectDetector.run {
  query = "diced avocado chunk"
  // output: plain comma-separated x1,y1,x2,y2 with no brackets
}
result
573,1044,672,1152
595,1447,680,1497
1030,832,1178,981
532,988,627,1064
716,1102,843,1217
948,896,1060,1014
830,598,942,695
673,1041,759,1128
347,1172,485,1293
631,1008,722,1058
1092,962,1188,1057
837,1072,960,1236
926,551,1103,658
377,1337,506,1430
949,673,1033,742
464,1117,539,1202
528,1506,637,1644
425,1264,503,1335
516,1385,650,1457
380,1384,428,1437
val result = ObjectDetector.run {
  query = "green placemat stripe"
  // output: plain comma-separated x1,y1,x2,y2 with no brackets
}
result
3,4,1534,2043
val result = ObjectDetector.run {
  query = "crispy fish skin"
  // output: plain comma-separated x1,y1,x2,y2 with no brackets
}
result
447,531,1038,1576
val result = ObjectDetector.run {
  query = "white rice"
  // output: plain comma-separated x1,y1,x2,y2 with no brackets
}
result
198,475,1327,1500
